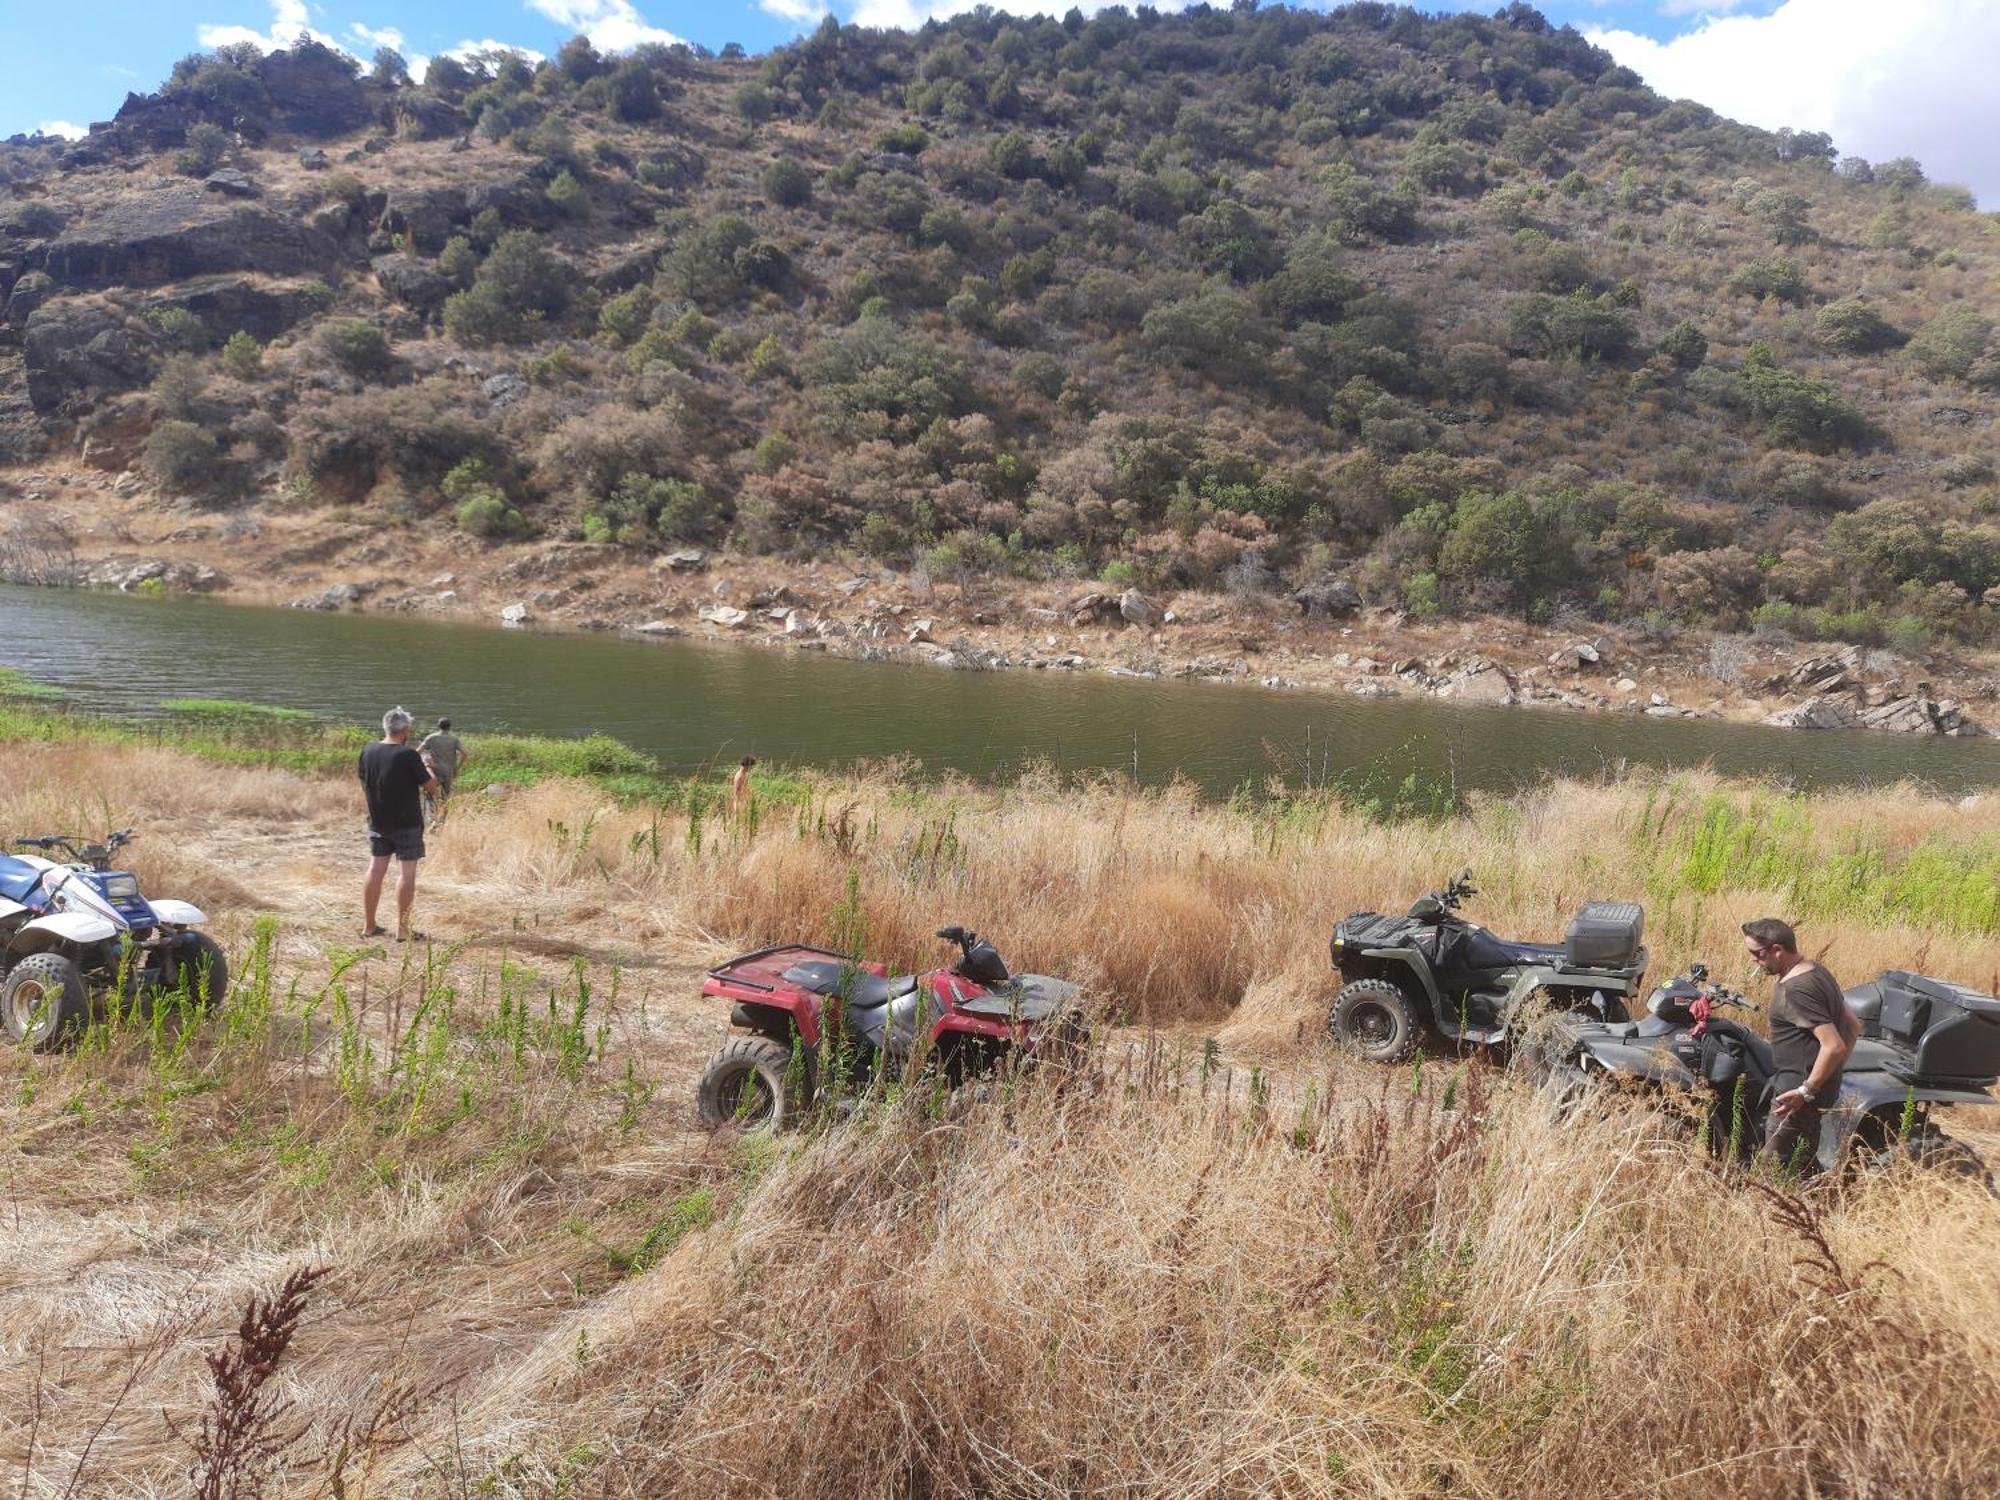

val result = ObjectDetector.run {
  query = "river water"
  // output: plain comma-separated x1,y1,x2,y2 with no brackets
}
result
2,584,1996,798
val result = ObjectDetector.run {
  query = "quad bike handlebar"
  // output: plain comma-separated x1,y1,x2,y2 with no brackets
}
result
12,829,135,869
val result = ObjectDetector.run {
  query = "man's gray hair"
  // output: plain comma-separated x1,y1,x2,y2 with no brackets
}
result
382,706,414,735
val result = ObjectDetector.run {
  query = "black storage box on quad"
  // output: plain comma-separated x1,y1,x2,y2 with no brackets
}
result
1563,901,1644,969
1860,970,2000,1084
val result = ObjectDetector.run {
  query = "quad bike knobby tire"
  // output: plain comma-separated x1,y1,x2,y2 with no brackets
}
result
2,953,91,1051
698,1035,804,1133
1328,978,1421,1064
170,932,230,1010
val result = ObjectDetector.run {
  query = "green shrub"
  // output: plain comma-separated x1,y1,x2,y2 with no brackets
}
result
598,285,656,346
1506,292,1634,362
146,306,211,352
1740,355,1872,452
545,169,589,219
218,330,263,379
446,459,525,537
876,123,929,156
151,354,208,419
1905,308,1994,383
1660,321,1707,370
318,319,394,379
174,121,229,177
143,419,222,493
763,158,813,207
1813,299,1902,355
438,235,479,288
456,490,526,538
1728,256,1810,305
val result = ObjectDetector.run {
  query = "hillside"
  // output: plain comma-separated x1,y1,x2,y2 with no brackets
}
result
0,5,1997,667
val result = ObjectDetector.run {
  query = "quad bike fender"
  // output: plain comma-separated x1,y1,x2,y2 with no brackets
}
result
732,1000,810,1046
15,911,120,948
1842,1073,1998,1110
1353,950,1443,1020
146,899,207,927
1578,1037,1698,1086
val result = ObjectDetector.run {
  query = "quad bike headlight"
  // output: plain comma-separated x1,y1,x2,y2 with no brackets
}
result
101,875,140,900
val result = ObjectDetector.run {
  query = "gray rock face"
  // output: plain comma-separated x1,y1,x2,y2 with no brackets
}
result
22,302,152,415
143,275,329,342
1857,696,1985,737
289,581,367,610
1118,589,1160,627
372,254,451,313
203,169,260,198
299,148,331,170
40,192,337,289
258,43,373,137
1291,575,1363,618
481,373,528,410
461,173,560,232
2,269,55,331
1548,637,1609,672
1438,661,1515,705
1763,696,1860,731
377,186,464,254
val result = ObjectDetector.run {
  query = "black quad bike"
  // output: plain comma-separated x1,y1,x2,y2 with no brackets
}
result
1327,870,1650,1062
1534,964,1999,1178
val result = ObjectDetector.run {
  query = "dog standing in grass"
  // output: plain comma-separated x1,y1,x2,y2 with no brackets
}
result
360,706,438,942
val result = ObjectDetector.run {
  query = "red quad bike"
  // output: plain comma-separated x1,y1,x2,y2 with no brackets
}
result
696,924,1084,1132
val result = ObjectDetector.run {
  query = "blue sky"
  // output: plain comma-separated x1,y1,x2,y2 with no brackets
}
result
6,1,1996,203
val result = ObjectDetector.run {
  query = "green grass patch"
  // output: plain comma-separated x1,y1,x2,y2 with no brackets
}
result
160,697,317,722
1641,785,1999,936
0,666,68,701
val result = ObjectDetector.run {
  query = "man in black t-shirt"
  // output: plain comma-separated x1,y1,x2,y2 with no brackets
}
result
359,706,438,941
1742,916,1857,1176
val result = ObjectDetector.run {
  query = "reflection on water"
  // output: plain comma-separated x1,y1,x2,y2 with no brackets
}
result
1,585,1996,798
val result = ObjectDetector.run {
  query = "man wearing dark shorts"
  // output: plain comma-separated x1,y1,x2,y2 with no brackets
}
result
418,717,467,828
1742,917,1857,1176
360,706,437,941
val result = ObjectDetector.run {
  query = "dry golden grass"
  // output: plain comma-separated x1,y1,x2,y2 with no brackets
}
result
0,741,1996,1497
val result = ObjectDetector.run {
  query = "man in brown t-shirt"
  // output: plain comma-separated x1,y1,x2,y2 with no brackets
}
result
1742,917,1857,1175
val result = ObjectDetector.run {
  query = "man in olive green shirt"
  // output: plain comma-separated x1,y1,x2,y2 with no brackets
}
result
418,717,470,828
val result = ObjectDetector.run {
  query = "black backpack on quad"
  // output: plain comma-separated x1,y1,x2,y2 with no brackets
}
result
1327,870,1648,1062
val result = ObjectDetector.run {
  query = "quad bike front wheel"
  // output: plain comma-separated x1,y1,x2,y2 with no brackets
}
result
169,933,230,1010
2,953,91,1051
1328,978,1421,1064
697,1035,804,1133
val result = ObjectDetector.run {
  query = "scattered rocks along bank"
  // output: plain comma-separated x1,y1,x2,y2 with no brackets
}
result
4,471,1995,740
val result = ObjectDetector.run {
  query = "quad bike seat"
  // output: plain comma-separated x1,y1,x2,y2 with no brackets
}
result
780,960,918,1010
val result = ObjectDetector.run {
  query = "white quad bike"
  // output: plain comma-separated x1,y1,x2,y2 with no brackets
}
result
0,829,226,1050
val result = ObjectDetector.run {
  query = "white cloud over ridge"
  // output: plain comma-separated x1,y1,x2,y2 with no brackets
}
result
196,0,337,52
36,120,88,140
1589,0,2000,205
526,0,685,53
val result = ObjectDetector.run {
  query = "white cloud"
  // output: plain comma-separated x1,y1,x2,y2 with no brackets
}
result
348,22,406,52
761,0,830,22
36,120,88,140
196,0,339,51
1589,0,2000,204
525,0,685,52
847,0,1188,27
441,38,547,66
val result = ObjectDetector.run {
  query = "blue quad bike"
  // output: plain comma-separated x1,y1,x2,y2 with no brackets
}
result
0,829,226,1050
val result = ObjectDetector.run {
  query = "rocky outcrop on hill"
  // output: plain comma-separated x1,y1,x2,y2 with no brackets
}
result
142,275,330,342
22,302,151,416
39,191,338,288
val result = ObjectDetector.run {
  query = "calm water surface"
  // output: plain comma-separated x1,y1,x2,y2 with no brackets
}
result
2,585,1997,798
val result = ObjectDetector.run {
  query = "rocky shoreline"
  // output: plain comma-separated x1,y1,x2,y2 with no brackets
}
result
48,512,1992,743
